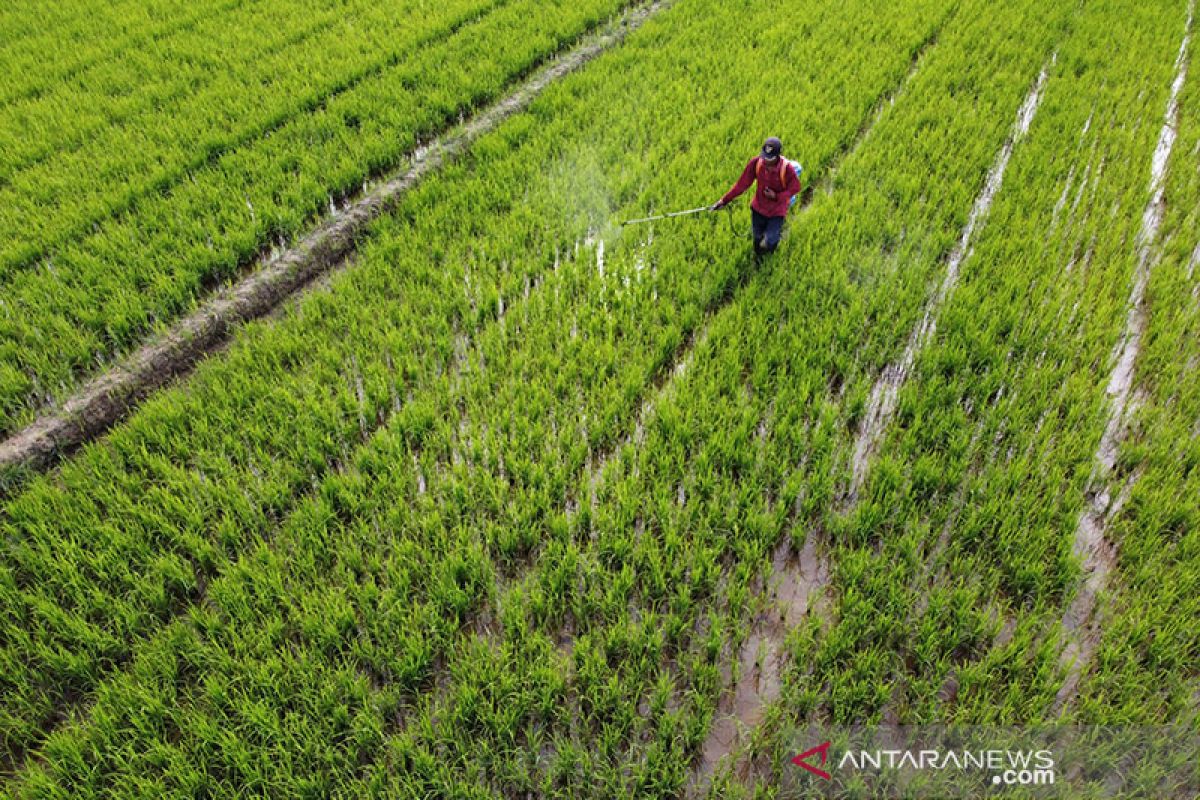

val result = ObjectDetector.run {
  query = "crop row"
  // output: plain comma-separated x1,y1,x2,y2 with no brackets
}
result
0,0,631,436
732,0,1194,792
0,0,502,272
1,0,958,789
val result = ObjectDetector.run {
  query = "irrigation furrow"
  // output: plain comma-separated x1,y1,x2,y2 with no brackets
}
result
688,533,831,796
843,55,1053,509
0,2,677,779
1,0,515,280
0,0,661,481
1050,1,1193,717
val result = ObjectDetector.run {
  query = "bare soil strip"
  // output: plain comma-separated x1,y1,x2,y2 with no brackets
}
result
0,0,670,480
1051,3,1193,716
844,57,1053,508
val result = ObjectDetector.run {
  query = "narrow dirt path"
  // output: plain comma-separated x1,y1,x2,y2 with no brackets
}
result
0,0,671,482
1050,1,1193,717
844,56,1053,508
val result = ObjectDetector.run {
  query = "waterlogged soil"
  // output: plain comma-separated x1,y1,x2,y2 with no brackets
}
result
845,58,1052,507
1052,6,1192,715
694,533,831,789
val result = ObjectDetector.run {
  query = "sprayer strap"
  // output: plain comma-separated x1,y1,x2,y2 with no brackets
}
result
754,156,789,185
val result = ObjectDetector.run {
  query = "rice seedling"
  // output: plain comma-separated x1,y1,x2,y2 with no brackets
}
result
4,0,1197,795
0,0,641,435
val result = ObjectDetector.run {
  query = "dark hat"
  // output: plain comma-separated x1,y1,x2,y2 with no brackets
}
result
761,136,783,159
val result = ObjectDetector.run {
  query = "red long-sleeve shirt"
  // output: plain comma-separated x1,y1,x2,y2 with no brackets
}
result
720,157,801,217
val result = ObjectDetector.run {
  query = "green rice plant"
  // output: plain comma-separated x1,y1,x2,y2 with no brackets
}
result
1072,7,1200,727
0,0,630,435
0,0,233,106
0,0,405,182
0,0,505,273
3,0,960,791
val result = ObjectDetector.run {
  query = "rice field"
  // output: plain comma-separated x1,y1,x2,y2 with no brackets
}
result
1,0,1197,797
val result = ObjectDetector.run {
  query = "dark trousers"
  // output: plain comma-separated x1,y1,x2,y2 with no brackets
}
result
751,209,785,253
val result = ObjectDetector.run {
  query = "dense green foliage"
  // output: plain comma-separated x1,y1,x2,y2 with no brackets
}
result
0,0,634,434
1,0,1195,796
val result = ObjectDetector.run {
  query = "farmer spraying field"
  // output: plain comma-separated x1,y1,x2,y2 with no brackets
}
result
711,136,802,255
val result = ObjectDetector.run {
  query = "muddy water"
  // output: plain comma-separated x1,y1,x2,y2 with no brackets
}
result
994,616,1017,648
694,534,832,788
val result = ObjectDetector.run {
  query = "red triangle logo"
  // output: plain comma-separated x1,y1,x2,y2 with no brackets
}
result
791,740,832,780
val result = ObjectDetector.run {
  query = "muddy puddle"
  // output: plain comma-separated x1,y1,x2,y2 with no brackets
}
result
693,533,832,789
